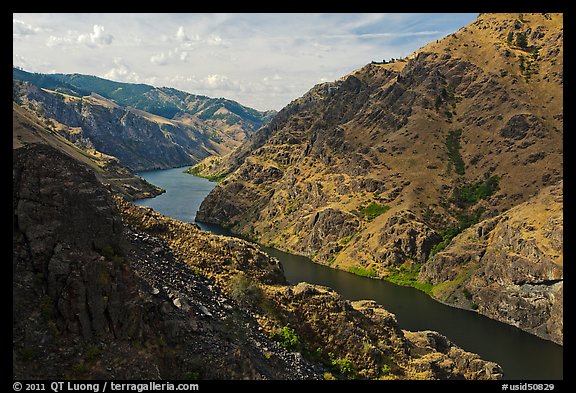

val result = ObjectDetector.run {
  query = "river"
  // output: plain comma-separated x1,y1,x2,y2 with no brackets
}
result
135,166,563,380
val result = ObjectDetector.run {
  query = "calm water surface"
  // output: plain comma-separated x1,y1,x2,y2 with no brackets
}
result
136,167,563,380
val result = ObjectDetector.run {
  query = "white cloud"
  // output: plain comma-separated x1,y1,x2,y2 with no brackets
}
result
206,34,225,46
104,58,140,83
13,19,41,40
150,47,191,66
175,26,199,42
150,52,168,66
46,34,73,47
77,24,113,47
44,24,113,49
12,13,479,110
204,74,230,88
176,26,188,41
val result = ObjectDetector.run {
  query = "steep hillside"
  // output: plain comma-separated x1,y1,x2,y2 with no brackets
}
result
419,181,563,344
13,69,275,171
195,13,563,343
13,102,162,200
13,141,502,380
12,143,321,380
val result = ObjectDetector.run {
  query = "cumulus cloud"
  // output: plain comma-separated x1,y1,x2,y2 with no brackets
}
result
204,74,230,88
150,52,168,66
44,25,113,49
104,58,140,83
176,26,200,42
46,33,74,47
176,26,188,41
206,34,224,46
150,47,191,66
77,25,113,47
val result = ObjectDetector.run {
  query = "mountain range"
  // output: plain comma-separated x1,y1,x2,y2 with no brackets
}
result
13,68,275,171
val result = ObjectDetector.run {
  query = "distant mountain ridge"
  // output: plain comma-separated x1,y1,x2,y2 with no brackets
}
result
13,68,276,128
13,68,276,171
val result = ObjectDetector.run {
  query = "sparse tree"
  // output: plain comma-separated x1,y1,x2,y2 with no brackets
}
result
515,32,528,49
507,31,514,43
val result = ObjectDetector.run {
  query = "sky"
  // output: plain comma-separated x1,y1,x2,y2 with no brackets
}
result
13,13,478,112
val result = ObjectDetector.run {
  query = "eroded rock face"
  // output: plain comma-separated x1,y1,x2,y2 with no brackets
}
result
13,144,151,378
403,330,503,380
419,183,563,344
500,113,548,140
373,210,442,266
13,144,135,340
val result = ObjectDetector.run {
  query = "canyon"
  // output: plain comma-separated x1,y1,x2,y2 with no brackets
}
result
194,13,563,345
12,12,563,381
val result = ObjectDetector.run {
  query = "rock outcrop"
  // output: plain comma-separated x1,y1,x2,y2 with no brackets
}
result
261,282,503,380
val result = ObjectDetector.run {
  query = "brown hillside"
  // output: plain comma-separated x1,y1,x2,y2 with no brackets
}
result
195,13,563,343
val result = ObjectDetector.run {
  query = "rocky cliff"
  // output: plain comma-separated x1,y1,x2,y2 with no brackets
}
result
13,140,502,380
13,102,163,201
13,70,275,171
195,13,563,343
13,143,323,379
419,182,563,344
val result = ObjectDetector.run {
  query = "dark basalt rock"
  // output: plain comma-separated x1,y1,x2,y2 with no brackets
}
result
12,144,323,379
499,113,548,140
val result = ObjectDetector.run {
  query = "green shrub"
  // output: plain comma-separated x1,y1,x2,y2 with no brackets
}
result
184,166,227,182
183,370,201,380
434,95,443,110
429,207,486,258
515,32,528,49
348,266,377,278
271,325,300,352
359,202,390,221
451,176,500,208
229,273,263,306
380,364,392,376
340,233,355,246
85,345,100,361
330,356,357,379
507,31,514,43
445,129,465,175
386,264,433,295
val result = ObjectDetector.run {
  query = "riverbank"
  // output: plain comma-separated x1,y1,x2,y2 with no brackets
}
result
120,196,505,380
136,167,563,379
